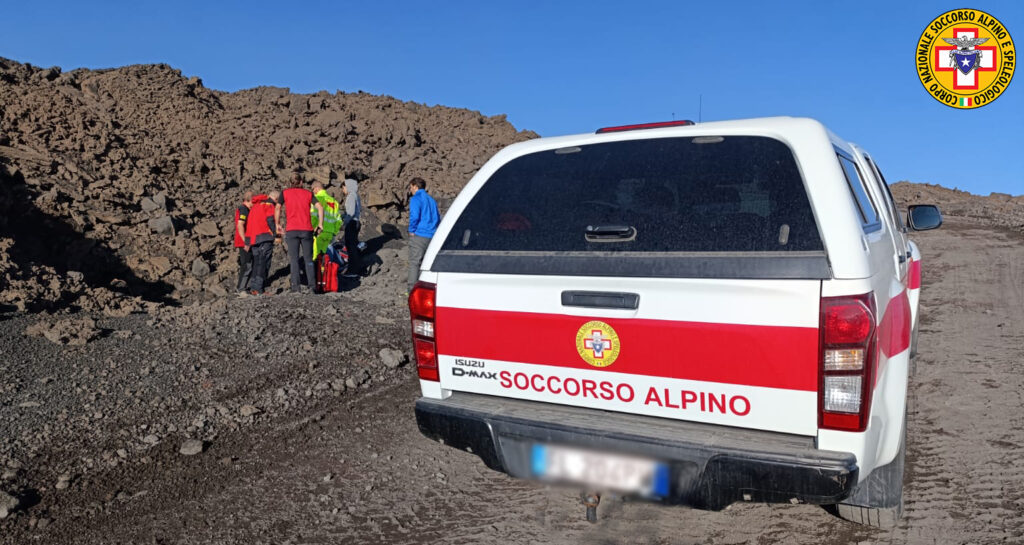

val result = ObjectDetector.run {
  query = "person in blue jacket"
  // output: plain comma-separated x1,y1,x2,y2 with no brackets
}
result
407,177,441,290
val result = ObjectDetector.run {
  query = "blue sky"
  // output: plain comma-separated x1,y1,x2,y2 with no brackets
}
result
2,1,1022,196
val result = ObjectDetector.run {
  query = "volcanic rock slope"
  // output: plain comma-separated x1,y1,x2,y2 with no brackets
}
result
0,58,536,312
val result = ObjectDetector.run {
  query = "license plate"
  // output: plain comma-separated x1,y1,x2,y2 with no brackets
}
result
531,444,670,497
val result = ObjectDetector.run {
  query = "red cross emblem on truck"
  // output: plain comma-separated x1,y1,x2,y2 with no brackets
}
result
583,329,612,359
575,320,620,367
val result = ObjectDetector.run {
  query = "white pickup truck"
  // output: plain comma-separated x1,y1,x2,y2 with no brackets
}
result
409,117,942,527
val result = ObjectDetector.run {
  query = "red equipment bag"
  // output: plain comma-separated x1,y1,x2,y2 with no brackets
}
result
315,254,340,293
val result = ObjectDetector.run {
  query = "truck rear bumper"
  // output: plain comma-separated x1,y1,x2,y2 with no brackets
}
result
416,393,858,510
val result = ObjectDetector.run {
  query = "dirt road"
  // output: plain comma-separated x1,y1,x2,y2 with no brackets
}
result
2,218,1022,544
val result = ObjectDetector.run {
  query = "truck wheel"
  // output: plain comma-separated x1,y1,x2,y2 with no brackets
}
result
830,418,906,528
836,498,903,528
910,319,919,359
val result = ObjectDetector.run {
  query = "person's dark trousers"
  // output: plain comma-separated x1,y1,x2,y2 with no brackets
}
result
285,230,315,291
407,234,431,290
343,219,361,276
236,247,253,292
249,241,274,293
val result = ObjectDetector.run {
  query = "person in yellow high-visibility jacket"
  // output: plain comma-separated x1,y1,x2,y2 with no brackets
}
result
310,181,342,260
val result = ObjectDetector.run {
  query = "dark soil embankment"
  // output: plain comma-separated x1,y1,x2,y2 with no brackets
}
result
0,57,535,312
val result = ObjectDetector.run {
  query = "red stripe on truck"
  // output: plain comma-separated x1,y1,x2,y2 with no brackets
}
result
908,259,922,290
878,290,911,359
436,307,819,391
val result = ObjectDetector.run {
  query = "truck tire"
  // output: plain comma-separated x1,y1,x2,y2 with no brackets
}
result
836,497,903,528
830,418,906,528
910,319,919,359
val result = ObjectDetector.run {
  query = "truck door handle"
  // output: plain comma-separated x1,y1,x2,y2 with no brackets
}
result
898,254,907,264
561,291,639,310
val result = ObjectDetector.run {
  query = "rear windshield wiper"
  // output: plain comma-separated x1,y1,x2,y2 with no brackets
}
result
585,224,637,243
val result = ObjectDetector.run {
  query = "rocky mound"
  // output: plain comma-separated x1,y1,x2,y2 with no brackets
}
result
0,58,536,312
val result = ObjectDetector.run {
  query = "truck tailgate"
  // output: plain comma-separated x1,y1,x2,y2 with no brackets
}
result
435,273,822,436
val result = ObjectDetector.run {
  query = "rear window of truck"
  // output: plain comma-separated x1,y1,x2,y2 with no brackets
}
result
441,136,823,253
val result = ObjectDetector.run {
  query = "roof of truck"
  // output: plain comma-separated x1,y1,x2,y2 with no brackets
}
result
489,117,857,166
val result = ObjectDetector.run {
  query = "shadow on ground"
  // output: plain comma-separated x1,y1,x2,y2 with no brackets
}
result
0,162,176,312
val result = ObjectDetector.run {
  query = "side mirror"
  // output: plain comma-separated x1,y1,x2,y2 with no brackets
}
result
907,204,942,231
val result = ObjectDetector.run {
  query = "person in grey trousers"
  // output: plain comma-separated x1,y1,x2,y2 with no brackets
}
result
341,178,362,277
406,177,440,290
277,173,324,293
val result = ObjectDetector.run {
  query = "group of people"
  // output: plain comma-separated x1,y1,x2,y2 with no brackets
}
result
233,173,363,295
232,173,441,296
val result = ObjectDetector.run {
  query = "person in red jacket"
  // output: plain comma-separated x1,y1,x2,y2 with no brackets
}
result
234,191,254,293
276,173,324,293
246,191,279,295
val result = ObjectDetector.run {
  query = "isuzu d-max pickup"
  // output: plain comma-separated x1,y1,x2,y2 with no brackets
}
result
409,117,942,527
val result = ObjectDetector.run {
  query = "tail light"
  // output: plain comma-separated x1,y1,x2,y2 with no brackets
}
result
409,282,438,381
819,294,877,432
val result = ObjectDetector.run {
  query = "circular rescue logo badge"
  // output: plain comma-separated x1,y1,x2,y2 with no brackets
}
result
575,320,620,368
917,9,1015,109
